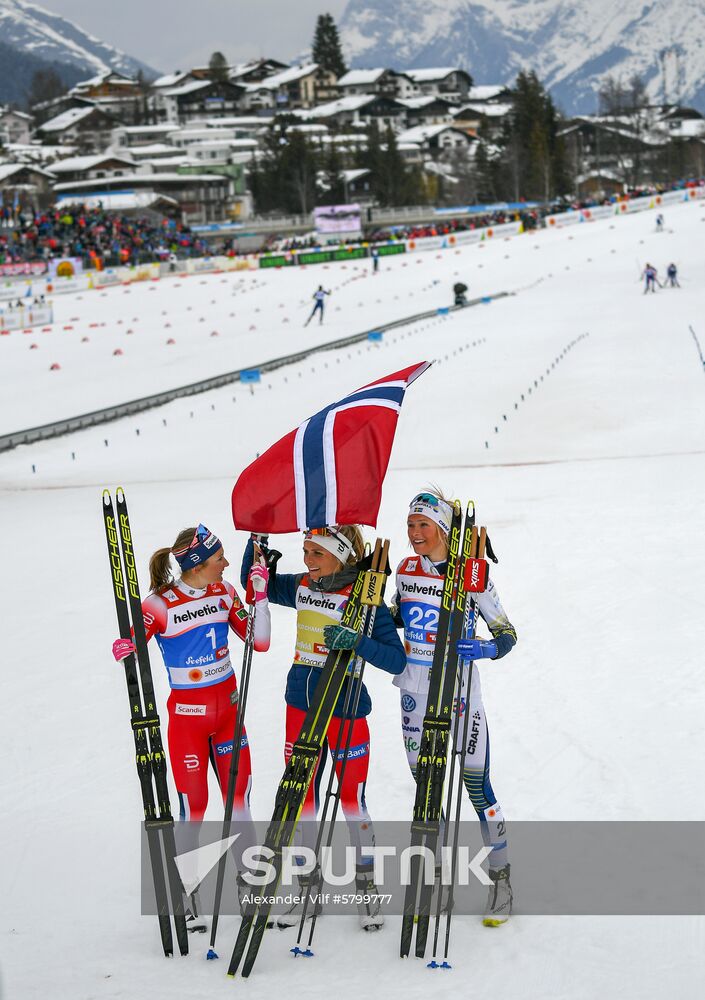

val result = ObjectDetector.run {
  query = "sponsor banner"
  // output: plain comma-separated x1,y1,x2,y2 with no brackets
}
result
579,205,614,222
0,261,47,277
0,304,54,331
48,257,83,279
314,203,362,236
407,220,523,253
48,276,91,295
546,210,582,228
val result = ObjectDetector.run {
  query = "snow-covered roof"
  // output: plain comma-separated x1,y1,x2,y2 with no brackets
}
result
250,63,319,90
455,103,512,118
0,162,54,182
39,107,101,132
467,85,507,101
50,153,135,174
397,124,470,143
405,68,465,83
341,168,370,182
116,124,180,136
0,107,33,121
55,191,179,211
666,119,705,138
338,69,386,87
162,79,219,98
152,72,194,89
305,94,395,119
53,172,227,192
129,143,179,156
399,96,456,110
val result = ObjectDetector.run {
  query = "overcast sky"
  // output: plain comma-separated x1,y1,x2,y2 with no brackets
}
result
38,0,351,73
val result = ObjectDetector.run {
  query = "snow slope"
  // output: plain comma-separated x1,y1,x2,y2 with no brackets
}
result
1,200,704,999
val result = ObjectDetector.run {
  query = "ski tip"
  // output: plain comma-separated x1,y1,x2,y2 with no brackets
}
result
116,485,125,502
206,948,219,961
102,488,112,504
226,972,236,979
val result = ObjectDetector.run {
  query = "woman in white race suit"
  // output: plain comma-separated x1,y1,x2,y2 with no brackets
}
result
391,491,518,925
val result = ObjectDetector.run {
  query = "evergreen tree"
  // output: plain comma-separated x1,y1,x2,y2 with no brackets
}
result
312,13,347,77
320,141,345,204
208,51,229,84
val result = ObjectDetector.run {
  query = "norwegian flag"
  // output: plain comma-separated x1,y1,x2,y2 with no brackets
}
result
232,361,431,532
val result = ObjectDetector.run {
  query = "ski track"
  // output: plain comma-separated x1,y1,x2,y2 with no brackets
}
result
1,201,704,998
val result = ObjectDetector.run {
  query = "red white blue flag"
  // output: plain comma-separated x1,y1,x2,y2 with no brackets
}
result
232,361,431,532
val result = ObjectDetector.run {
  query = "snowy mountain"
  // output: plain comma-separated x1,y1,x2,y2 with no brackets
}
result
339,0,705,113
0,0,157,84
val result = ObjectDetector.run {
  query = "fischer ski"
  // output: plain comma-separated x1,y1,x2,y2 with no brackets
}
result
227,539,389,978
102,488,188,957
400,501,475,959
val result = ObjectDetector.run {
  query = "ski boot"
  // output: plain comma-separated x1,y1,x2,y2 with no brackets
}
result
356,869,384,931
277,866,323,929
483,864,512,927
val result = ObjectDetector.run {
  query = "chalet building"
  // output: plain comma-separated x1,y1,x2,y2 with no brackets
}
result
303,94,407,130
559,117,669,188
36,106,118,154
452,102,512,139
400,96,458,128
52,170,232,224
404,69,472,102
243,64,338,111
112,124,182,148
337,68,415,100
229,59,288,85
0,162,56,210
49,153,136,184
0,107,33,146
396,124,475,158
155,80,246,124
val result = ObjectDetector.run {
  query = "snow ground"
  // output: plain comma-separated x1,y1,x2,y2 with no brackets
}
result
1,201,704,999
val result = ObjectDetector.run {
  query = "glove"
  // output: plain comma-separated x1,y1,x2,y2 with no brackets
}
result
112,637,136,662
246,563,269,604
323,624,361,650
250,533,269,549
456,637,497,661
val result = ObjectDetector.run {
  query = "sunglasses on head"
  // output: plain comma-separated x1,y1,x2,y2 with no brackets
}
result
411,493,441,507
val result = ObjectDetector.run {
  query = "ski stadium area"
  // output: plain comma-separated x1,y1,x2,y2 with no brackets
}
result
1,197,704,999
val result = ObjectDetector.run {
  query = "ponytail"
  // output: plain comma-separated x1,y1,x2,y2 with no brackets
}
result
148,526,197,594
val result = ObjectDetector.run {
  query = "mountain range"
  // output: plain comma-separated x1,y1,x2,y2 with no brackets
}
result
338,0,705,113
0,0,156,104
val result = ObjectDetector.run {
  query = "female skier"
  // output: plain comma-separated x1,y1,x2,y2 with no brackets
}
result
392,491,518,926
241,525,405,930
112,524,270,904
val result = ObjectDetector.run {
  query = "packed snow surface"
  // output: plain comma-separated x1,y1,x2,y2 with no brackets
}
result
1,201,704,998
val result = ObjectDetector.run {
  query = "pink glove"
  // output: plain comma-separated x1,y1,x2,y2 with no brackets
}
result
246,563,269,605
112,637,136,662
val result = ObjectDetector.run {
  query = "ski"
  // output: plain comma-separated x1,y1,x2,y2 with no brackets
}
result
227,539,389,978
400,501,475,959
102,488,189,957
430,524,488,968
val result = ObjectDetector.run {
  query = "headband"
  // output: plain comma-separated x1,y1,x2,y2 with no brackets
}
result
173,524,222,569
304,526,354,565
408,493,453,536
